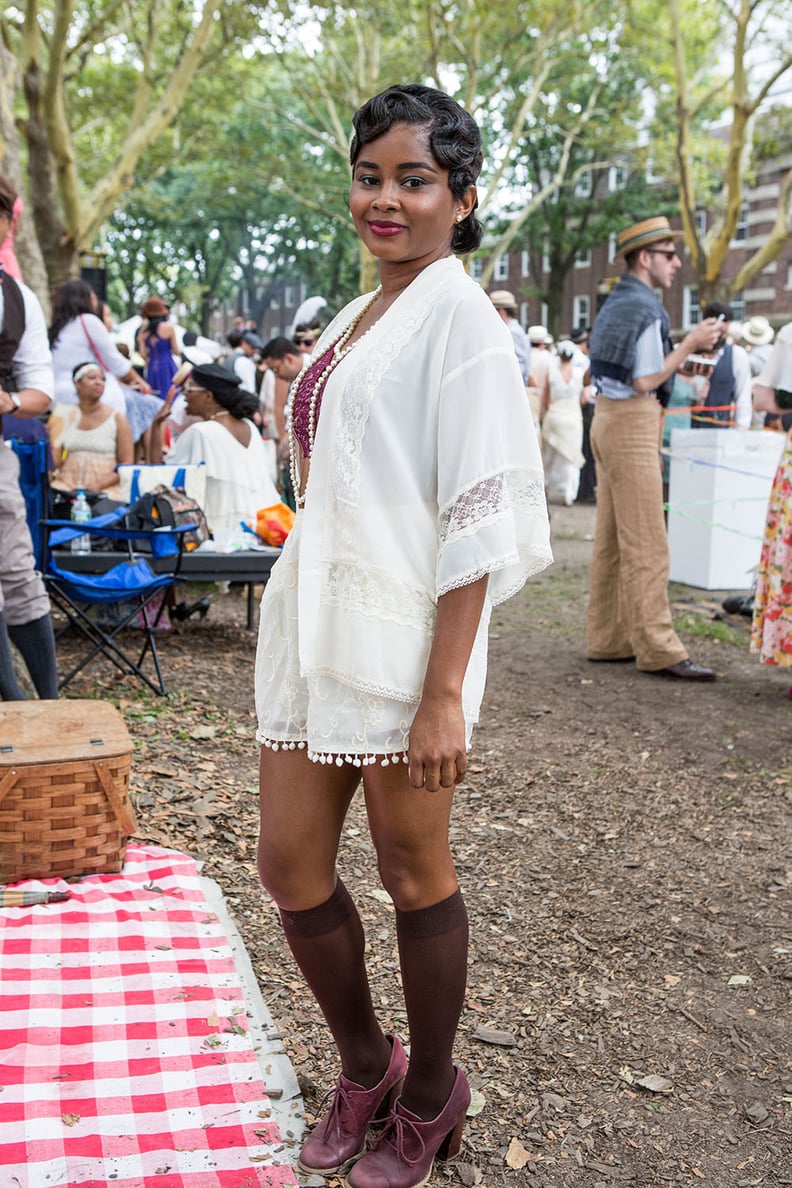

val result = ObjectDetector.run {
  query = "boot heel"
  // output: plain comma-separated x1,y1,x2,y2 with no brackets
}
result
436,1115,465,1162
372,1075,404,1125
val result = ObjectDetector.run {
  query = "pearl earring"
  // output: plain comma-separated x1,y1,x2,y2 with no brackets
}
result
455,213,464,223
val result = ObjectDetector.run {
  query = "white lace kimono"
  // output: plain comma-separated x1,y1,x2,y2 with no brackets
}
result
255,256,552,764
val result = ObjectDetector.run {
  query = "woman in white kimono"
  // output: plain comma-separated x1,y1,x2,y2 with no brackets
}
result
150,362,280,536
540,339,585,505
255,85,552,1188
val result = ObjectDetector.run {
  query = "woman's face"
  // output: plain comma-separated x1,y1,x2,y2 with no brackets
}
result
350,123,474,273
181,379,211,417
76,367,105,402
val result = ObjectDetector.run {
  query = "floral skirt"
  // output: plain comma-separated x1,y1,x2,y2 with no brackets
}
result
751,429,792,667
254,517,419,766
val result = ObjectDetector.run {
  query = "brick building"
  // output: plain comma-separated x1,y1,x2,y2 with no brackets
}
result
472,153,792,337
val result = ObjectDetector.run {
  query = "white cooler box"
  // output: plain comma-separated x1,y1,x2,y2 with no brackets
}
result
667,427,784,591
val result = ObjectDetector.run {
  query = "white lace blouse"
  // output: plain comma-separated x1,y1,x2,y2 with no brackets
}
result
293,255,552,725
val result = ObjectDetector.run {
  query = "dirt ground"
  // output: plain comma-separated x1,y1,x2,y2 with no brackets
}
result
50,503,792,1187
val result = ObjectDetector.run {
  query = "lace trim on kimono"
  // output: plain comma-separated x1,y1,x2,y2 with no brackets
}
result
257,736,410,769
324,561,437,635
334,291,444,510
438,467,546,546
436,545,554,603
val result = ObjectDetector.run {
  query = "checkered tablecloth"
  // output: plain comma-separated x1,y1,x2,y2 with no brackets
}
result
0,845,300,1188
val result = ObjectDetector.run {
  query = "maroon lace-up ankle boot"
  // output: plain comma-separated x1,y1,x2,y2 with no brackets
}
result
298,1034,407,1176
345,1065,471,1188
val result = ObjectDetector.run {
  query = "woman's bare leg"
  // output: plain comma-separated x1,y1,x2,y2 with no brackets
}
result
363,762,468,1120
257,748,391,1085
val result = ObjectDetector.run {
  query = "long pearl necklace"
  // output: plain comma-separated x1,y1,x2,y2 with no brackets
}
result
287,285,382,507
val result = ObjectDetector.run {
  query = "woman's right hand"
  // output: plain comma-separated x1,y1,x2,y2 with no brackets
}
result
152,389,176,425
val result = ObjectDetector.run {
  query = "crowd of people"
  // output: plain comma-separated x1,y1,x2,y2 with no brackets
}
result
1,76,792,1186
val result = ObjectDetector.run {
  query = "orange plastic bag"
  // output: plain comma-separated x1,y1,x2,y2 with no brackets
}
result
256,502,295,546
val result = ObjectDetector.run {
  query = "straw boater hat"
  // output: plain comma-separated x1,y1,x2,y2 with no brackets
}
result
489,290,518,311
741,315,774,347
615,216,684,258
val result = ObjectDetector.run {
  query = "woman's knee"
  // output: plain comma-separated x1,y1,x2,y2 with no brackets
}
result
375,842,458,911
256,831,338,909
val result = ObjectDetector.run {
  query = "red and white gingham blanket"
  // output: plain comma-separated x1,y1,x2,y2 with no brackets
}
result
0,845,300,1188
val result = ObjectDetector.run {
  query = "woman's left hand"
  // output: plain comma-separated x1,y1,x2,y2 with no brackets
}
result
407,692,467,792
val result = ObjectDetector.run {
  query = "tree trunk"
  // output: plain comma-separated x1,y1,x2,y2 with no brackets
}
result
0,39,51,314
545,263,569,339
695,273,736,308
22,58,78,287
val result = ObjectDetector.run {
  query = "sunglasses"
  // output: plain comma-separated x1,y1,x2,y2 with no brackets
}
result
182,384,208,395
647,248,680,261
295,337,317,347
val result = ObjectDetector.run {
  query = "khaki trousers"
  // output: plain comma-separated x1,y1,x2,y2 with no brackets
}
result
0,441,50,625
586,397,687,671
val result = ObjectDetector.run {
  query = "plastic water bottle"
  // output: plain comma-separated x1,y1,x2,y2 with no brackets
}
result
71,490,92,554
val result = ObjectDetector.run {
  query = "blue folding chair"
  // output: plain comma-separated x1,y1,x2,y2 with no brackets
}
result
9,436,50,571
43,512,196,696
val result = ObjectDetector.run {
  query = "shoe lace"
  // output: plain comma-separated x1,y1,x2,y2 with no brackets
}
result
372,1109,427,1167
313,1078,360,1137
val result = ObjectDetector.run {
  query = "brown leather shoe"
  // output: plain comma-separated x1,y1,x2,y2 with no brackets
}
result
653,659,716,681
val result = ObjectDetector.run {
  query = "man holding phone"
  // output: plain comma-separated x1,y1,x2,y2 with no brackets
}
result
587,216,722,680
687,300,752,429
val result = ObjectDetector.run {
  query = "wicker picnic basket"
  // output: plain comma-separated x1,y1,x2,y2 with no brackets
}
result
0,700,137,883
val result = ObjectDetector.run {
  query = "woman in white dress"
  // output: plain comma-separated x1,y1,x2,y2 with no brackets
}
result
254,85,552,1188
150,362,279,536
540,339,585,505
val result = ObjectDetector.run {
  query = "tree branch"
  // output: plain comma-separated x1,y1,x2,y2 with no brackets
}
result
81,1,221,246
731,167,792,291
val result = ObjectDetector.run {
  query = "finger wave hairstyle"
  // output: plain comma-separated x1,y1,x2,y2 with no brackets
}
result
350,84,484,255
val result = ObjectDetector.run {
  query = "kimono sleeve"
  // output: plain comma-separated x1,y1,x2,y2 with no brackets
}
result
435,338,552,605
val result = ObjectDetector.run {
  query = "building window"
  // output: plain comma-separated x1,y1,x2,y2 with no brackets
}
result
542,242,550,273
573,295,591,330
734,201,748,242
521,251,530,278
284,285,295,308
608,165,626,192
520,301,529,329
494,254,509,281
575,248,592,269
608,232,617,264
786,262,792,290
470,258,483,282
540,302,549,328
683,286,700,326
730,292,745,323
574,171,593,198
695,209,707,236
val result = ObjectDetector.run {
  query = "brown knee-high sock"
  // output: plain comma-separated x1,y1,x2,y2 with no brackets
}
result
279,878,391,1086
396,888,468,1119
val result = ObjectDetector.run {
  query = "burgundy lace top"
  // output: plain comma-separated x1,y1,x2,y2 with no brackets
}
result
291,344,336,457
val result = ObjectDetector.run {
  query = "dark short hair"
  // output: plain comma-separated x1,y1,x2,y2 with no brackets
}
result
262,336,300,360
227,329,244,349
702,300,733,322
0,174,17,217
350,84,484,255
